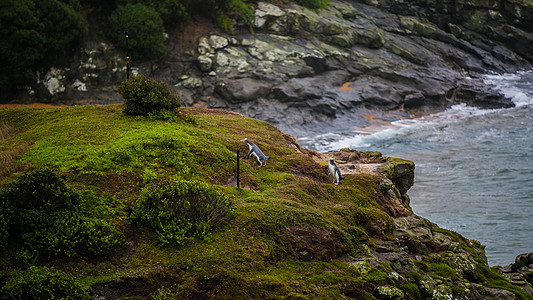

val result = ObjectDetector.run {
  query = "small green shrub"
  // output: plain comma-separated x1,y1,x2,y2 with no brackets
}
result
0,266,89,300
142,168,158,184
78,218,124,256
297,0,330,10
118,75,181,118
14,250,39,268
399,283,421,300
132,180,233,246
428,262,458,281
0,169,123,258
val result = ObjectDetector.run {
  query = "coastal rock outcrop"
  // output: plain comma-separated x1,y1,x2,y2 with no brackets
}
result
16,0,533,137
496,252,533,295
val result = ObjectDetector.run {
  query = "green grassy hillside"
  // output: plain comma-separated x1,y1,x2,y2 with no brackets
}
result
0,105,528,299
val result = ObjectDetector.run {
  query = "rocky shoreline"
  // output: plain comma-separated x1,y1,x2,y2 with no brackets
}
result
14,0,533,138
327,147,533,298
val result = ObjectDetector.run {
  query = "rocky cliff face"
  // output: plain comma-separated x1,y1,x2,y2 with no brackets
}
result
20,0,533,137
312,148,533,299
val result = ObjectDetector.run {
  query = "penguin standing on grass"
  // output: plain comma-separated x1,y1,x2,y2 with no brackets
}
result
243,138,270,167
328,158,345,185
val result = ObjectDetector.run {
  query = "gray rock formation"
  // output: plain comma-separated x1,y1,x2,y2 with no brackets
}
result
18,0,533,136
164,0,532,135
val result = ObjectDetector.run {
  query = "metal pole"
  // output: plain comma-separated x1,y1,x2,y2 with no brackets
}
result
125,31,130,80
236,148,240,189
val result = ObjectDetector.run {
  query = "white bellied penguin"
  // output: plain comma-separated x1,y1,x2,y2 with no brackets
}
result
242,138,270,167
328,158,345,185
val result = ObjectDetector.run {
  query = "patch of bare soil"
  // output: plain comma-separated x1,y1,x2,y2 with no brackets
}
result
290,159,330,183
285,225,346,262
182,107,244,116
153,14,221,78
187,276,223,300
109,224,141,265
90,274,164,300
316,148,387,176
0,103,67,109
97,172,143,201
166,15,221,58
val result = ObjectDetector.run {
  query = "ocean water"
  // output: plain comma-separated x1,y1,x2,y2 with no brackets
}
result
300,71,533,266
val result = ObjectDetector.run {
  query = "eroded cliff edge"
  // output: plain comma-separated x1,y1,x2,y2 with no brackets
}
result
320,147,533,299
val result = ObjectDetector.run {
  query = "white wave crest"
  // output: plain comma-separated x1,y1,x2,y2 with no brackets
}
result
327,104,495,151
484,71,533,107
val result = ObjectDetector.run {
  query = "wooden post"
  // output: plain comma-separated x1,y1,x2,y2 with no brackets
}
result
236,148,240,189
125,31,130,80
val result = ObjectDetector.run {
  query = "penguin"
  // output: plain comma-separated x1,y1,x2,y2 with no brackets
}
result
328,158,345,185
243,138,270,167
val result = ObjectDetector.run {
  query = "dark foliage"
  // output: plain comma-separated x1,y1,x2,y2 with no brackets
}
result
0,168,123,257
0,266,89,300
116,0,189,26
110,3,166,59
0,0,87,96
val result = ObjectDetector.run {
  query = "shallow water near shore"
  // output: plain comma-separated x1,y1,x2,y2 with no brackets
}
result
300,71,533,266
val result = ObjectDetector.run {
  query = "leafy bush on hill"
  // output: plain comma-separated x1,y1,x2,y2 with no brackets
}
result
131,180,233,245
0,266,89,300
117,75,181,119
0,168,123,258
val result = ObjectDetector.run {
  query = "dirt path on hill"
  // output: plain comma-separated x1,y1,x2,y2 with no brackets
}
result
0,103,68,109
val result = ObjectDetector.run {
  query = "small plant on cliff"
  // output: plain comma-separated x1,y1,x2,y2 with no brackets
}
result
297,0,330,10
186,0,253,34
0,266,89,299
131,180,233,246
118,75,181,119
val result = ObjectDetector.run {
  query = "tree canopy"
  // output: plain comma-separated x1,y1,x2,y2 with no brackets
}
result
0,0,87,95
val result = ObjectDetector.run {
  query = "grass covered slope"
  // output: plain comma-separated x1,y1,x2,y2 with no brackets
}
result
0,105,530,299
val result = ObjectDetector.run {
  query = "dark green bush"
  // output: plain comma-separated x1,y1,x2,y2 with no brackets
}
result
131,180,233,246
118,75,181,118
117,0,189,26
110,3,166,59
0,168,80,210
0,266,89,300
0,0,87,96
297,0,330,9
18,209,83,257
0,168,123,258
0,200,12,249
